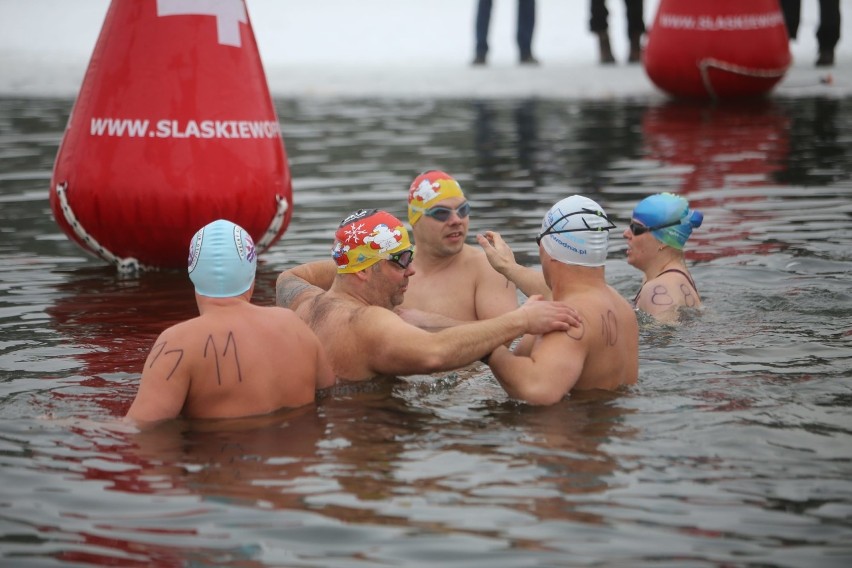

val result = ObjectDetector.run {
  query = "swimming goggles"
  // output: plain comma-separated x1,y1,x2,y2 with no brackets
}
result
535,208,616,245
385,248,415,269
422,202,471,222
628,219,681,236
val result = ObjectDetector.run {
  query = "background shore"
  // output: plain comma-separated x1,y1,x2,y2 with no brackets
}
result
0,0,849,99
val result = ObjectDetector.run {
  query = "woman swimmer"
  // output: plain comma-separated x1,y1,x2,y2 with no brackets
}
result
623,193,703,323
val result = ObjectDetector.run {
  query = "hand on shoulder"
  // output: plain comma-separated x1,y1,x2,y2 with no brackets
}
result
517,294,582,334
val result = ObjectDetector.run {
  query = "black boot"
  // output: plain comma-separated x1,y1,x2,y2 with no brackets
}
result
597,31,615,64
628,32,643,64
816,49,834,67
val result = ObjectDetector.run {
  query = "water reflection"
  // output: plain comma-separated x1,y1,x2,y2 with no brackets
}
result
774,97,852,186
642,99,791,193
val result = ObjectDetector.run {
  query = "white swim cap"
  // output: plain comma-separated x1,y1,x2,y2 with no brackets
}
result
188,219,257,297
537,195,614,267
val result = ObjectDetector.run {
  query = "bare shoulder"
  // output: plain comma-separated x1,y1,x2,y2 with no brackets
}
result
566,288,636,345
276,272,323,309
155,315,202,341
463,244,513,282
462,243,493,268
642,270,701,310
354,302,404,328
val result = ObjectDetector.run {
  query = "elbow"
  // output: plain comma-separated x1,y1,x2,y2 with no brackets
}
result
415,343,457,374
516,389,565,406
375,344,446,376
494,371,568,406
420,351,449,374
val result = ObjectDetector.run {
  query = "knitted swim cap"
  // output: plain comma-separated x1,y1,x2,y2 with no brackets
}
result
407,170,465,225
187,219,257,297
632,193,703,250
332,209,412,273
538,195,614,267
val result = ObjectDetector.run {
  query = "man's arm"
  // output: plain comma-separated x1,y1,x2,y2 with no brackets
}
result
276,260,336,309
125,328,192,426
363,295,580,377
487,331,586,405
476,231,551,299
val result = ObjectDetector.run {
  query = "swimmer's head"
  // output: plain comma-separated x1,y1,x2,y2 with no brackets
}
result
536,195,615,267
407,170,465,225
631,193,703,250
187,219,257,298
332,209,412,273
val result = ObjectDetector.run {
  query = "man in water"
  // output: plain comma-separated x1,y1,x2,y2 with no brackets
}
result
399,170,519,327
275,208,580,382
477,195,639,404
125,219,334,425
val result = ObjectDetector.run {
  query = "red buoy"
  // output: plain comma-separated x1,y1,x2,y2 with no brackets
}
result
50,0,291,270
644,0,791,100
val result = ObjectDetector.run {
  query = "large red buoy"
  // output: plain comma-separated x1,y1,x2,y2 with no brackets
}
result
50,0,291,270
644,0,791,100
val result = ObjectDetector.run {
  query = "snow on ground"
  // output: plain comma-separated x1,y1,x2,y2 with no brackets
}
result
0,0,849,99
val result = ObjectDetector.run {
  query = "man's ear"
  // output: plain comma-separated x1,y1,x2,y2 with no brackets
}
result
354,267,373,282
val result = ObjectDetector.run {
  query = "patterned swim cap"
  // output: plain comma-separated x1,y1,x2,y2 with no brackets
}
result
538,195,614,267
407,170,465,225
332,209,412,273
188,219,257,297
632,193,703,250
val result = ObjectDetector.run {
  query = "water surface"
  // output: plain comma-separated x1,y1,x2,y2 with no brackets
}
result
0,95,851,566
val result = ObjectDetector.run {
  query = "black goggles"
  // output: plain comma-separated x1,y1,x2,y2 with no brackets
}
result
535,208,616,246
386,249,414,269
423,201,471,222
628,219,681,236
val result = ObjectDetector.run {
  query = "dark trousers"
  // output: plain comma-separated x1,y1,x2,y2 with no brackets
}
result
779,0,841,50
475,0,536,59
589,0,645,36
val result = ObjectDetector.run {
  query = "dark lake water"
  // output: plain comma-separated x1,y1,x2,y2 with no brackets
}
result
1,94,851,567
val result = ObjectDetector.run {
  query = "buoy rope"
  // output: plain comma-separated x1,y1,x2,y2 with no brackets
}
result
55,181,152,274
699,58,790,100
57,182,288,269
256,193,290,252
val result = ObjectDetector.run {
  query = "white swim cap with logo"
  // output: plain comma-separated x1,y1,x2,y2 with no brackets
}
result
538,195,612,267
187,219,257,297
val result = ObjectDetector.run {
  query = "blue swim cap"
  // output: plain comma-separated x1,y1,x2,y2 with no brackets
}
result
187,219,257,298
632,193,703,250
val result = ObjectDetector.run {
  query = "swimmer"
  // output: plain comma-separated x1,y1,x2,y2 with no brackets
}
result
481,195,639,404
275,209,581,382
398,170,518,328
624,193,703,323
125,219,334,426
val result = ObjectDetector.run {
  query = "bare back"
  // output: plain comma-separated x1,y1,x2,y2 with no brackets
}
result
558,285,639,390
292,291,380,382
401,244,517,321
127,302,332,423
490,281,638,405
